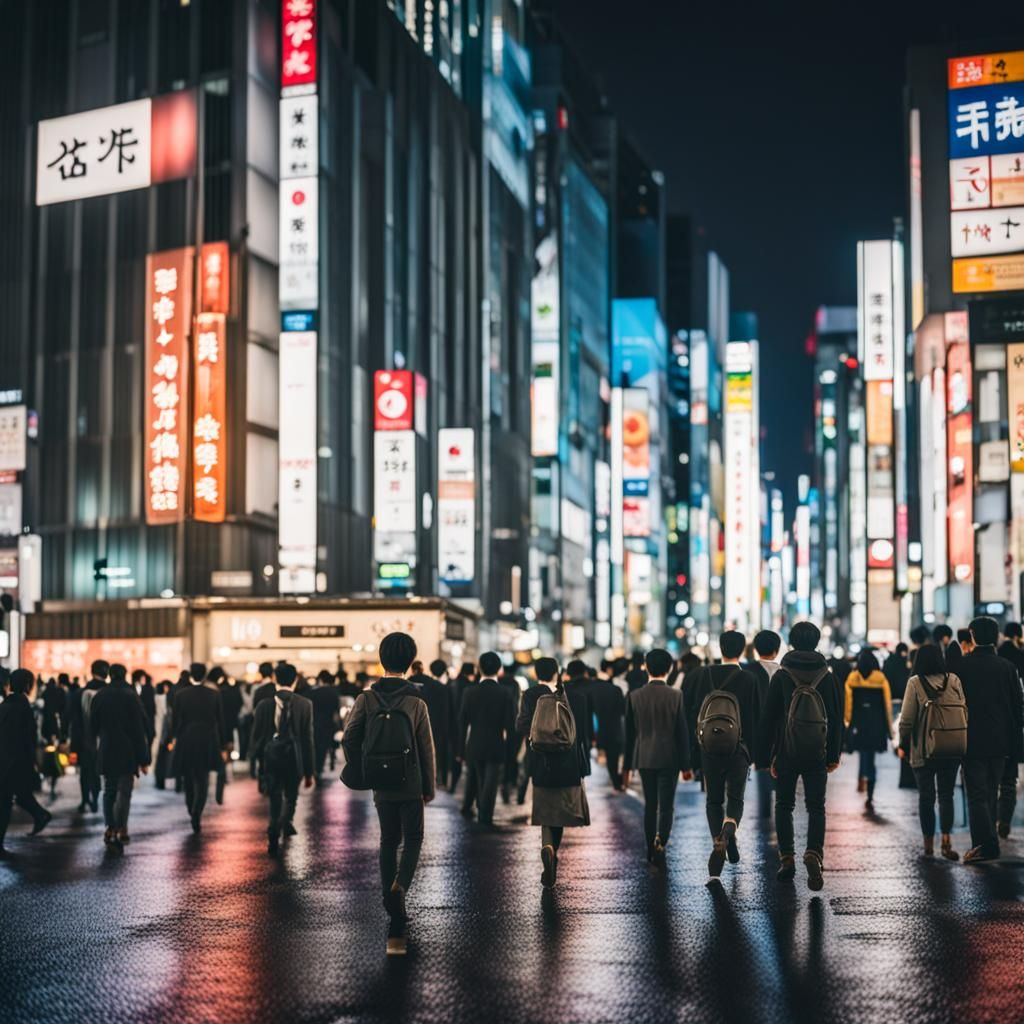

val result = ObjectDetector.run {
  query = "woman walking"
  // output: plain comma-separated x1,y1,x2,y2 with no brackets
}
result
844,649,894,812
897,643,966,860
516,657,591,889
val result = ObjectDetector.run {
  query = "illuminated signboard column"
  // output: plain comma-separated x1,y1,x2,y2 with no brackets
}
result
438,428,476,589
947,336,974,594
278,0,320,593
609,388,625,648
1009,342,1024,614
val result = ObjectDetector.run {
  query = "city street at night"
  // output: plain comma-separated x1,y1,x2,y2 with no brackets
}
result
2,757,1022,1024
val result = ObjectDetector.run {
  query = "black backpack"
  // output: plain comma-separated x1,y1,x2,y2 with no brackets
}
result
697,667,742,756
782,667,830,762
263,699,298,781
362,690,418,790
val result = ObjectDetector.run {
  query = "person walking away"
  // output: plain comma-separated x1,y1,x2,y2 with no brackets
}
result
90,663,150,852
458,652,515,826
688,630,760,881
449,663,478,791
517,657,590,888
996,623,1024,838
251,663,315,855
0,670,52,857
623,649,693,864
843,649,894,812
883,644,911,700
69,660,108,813
956,617,1024,862
625,652,648,693
309,670,341,783
497,663,525,803
341,632,435,955
172,663,227,834
132,669,157,748
897,643,967,860
749,631,782,819
756,621,844,891
590,660,627,791
153,681,172,789
412,659,455,791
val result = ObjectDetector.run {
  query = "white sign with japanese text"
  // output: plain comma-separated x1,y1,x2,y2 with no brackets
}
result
0,404,26,472
374,431,417,534
438,428,475,584
279,176,319,264
858,240,896,382
37,99,151,206
280,95,318,180
950,205,1024,257
949,156,991,210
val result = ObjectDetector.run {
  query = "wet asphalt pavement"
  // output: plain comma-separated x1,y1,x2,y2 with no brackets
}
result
1,754,1022,1024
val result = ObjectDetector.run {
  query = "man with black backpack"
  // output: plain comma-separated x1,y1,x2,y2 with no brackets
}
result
756,621,843,891
251,662,315,857
341,633,435,955
687,630,760,882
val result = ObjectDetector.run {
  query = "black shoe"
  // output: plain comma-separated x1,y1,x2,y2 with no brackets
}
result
777,855,796,882
460,805,474,818
541,845,556,888
652,834,666,866
215,777,225,805
30,810,53,836
283,823,298,837
804,851,824,891
997,821,1010,840
89,798,99,813
708,837,726,879
722,821,739,864
109,835,125,855
268,834,279,857
191,816,202,835
389,883,407,922
964,844,999,864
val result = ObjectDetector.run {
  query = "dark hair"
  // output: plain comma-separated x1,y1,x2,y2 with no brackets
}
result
535,657,559,683
909,625,930,646
566,658,588,679
207,666,225,684
681,652,702,673
380,632,418,674
753,630,781,658
932,624,954,643
109,663,127,684
1006,621,1023,640
855,650,879,676
645,648,673,678
913,643,947,677
275,662,297,688
719,630,746,660
956,628,971,643
259,661,274,678
631,651,644,668
189,662,206,682
9,668,33,694
895,642,909,656
317,670,333,685
479,651,502,677
612,657,630,677
131,668,146,683
460,662,476,678
91,659,110,679
788,621,821,653
429,659,447,678
969,616,999,647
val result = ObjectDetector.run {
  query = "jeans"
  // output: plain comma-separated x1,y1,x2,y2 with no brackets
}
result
998,760,1018,826
465,760,501,824
639,768,680,847
184,771,210,821
775,766,828,857
0,781,47,846
541,825,564,851
913,763,958,836
376,799,424,902
701,750,750,837
267,774,300,837
963,756,1005,852
102,774,135,833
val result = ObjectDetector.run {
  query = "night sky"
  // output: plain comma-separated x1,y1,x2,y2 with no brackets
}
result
554,2,1024,502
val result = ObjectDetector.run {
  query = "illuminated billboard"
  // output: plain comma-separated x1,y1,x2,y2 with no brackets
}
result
947,339,974,582
438,428,476,585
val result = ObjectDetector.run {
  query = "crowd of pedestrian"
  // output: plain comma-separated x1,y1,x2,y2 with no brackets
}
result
1,613,1022,956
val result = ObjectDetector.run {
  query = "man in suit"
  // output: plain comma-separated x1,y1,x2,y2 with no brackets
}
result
497,663,524,803
249,662,277,778
309,669,341,782
410,659,455,791
458,651,516,826
958,617,1024,862
69,659,108,813
91,663,151,852
251,662,315,856
590,660,626,791
131,669,157,746
449,662,477,791
0,670,52,857
172,662,226,834
996,622,1024,837
624,649,693,863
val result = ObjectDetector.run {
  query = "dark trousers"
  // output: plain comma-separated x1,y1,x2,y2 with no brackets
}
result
0,780,47,846
102,774,135,833
998,760,1018,826
465,760,501,823
376,799,424,902
963,756,1005,852
449,756,463,793
639,768,680,847
701,750,750,837
603,742,623,790
756,765,774,818
913,762,958,836
267,774,300,837
541,825,563,850
859,750,877,791
184,771,210,821
503,739,522,799
434,741,450,790
78,751,100,806
517,748,533,802
314,732,332,777
775,766,828,857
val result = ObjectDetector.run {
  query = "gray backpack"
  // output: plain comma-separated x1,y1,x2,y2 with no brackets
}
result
697,668,742,756
919,674,968,760
529,690,576,753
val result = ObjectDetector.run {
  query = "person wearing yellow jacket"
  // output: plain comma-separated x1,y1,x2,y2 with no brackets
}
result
844,650,894,812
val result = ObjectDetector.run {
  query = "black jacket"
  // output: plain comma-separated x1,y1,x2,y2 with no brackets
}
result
685,663,761,760
411,674,455,750
756,650,844,770
309,684,341,737
90,681,151,777
589,676,626,746
624,680,691,772
516,683,589,786
957,646,1024,761
218,682,244,727
882,653,910,700
564,678,594,750
459,678,515,763
0,692,38,789
172,684,226,775
251,691,316,780
252,680,277,708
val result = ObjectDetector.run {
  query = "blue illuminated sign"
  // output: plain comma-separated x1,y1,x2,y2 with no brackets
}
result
948,83,1024,159
281,310,317,332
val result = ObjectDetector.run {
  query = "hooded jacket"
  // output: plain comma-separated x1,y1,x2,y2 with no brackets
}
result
843,670,893,753
755,650,844,770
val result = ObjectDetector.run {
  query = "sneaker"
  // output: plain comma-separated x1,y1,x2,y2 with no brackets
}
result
389,882,408,922
708,837,726,879
30,810,53,836
777,855,796,882
722,821,740,864
803,851,824,892
997,821,1010,840
541,845,556,888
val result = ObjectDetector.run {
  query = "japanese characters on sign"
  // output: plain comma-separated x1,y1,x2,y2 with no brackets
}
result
950,205,1024,257
0,405,26,473
374,431,417,534
144,249,193,525
1007,343,1024,473
280,94,318,179
438,428,476,585
281,0,317,90
948,83,1024,160
949,51,1024,90
199,241,230,315
857,240,896,381
193,313,227,523
946,340,974,582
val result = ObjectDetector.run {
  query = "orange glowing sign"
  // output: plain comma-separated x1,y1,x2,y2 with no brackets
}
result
200,241,230,314
193,312,227,522
953,253,1024,294
948,51,1024,89
23,637,187,682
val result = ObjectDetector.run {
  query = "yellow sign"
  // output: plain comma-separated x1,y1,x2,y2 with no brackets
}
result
948,51,1024,89
953,254,1024,293
725,372,753,412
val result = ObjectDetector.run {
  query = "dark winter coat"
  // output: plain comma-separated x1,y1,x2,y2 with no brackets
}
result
588,676,626,747
90,681,152,777
685,663,761,760
411,674,455,753
251,691,316,780
0,693,39,789
459,678,516,764
172,683,226,776
956,646,1024,761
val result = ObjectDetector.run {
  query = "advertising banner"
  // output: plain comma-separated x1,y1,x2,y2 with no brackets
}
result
280,177,318,268
622,388,650,538
438,428,475,585
144,248,193,524
949,156,991,210
953,253,1024,293
281,0,317,90
0,405,26,473
280,94,318,179
531,234,559,343
199,241,229,314
374,370,416,432
192,313,227,522
950,205,1024,257
858,240,896,380
530,341,559,457
947,341,974,582
991,153,1024,207
1009,343,1024,471
724,341,757,630
374,431,417,534
949,51,1024,90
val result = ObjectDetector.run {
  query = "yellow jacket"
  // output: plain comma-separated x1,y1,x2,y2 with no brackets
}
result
844,670,893,733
